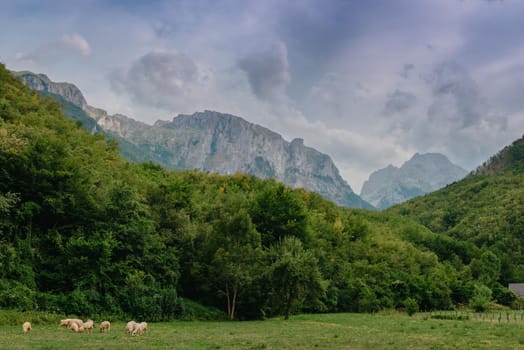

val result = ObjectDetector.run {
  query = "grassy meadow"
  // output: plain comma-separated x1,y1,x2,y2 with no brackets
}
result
2,312,524,350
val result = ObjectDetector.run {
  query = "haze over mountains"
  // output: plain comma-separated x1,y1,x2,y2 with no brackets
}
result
16,71,372,209
360,153,468,210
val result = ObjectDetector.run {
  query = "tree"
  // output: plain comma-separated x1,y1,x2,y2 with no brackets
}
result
470,284,492,312
470,250,501,287
250,183,308,247
269,236,327,320
208,194,262,320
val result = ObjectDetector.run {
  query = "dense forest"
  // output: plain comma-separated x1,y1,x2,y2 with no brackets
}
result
388,136,524,306
0,63,521,321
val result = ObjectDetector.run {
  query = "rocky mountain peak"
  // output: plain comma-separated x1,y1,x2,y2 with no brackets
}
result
14,71,87,109
360,153,467,210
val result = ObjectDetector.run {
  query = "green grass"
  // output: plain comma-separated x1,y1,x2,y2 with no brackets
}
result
3,313,524,349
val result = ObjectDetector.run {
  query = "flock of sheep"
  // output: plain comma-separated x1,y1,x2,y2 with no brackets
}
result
21,319,148,336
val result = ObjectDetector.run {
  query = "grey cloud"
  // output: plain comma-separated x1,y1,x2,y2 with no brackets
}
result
400,63,415,79
152,21,177,38
109,50,200,110
426,61,484,128
238,42,290,101
384,90,417,115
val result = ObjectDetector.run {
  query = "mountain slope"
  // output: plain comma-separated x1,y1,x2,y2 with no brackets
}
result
15,70,372,209
387,137,524,285
360,153,467,209
471,135,524,176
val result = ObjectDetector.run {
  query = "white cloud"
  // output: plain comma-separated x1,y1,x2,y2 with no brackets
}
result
14,33,92,65
61,33,91,56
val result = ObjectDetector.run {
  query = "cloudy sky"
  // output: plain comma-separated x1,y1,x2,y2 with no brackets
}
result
1,0,524,192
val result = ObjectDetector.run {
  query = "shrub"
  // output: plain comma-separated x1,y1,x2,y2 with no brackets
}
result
178,299,226,320
404,297,419,316
470,284,492,312
0,280,36,311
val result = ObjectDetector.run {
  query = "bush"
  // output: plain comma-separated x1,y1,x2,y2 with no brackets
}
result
36,292,66,314
0,309,63,326
0,280,36,311
470,284,492,312
63,289,96,316
404,297,419,316
178,299,226,320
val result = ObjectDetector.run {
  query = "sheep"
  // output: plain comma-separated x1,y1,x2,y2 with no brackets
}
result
125,320,137,334
22,321,32,333
59,319,72,327
131,322,148,336
60,318,84,329
83,319,94,333
69,321,85,333
99,320,110,332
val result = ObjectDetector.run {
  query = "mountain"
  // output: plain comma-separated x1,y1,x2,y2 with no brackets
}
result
387,137,524,285
360,153,467,209
15,70,372,209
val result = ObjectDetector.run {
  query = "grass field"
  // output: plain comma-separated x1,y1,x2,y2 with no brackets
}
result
2,312,524,350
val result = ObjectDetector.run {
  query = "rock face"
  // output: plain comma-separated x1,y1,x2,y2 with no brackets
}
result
16,70,372,209
360,153,467,210
15,71,87,108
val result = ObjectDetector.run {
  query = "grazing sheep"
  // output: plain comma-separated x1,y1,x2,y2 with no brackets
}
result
99,320,110,332
22,321,32,333
125,320,137,334
59,319,71,327
83,319,94,333
69,319,84,329
132,322,148,336
60,318,84,329
70,323,79,332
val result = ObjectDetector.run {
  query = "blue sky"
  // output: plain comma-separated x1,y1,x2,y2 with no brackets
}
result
1,0,524,192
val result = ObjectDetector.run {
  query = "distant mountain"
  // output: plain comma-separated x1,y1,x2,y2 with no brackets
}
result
15,70,372,209
360,153,467,209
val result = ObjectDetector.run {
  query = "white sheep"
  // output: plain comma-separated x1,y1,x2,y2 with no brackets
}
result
132,321,148,336
125,320,137,334
70,323,79,332
70,319,84,328
99,320,110,332
60,318,84,329
59,319,71,327
22,321,32,333
83,319,94,333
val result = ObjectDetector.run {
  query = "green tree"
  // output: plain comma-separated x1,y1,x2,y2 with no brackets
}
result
470,284,492,312
269,236,327,320
209,194,262,320
471,250,501,286
251,183,308,247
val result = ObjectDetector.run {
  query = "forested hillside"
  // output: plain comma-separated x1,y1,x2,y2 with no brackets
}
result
388,137,524,305
0,64,518,321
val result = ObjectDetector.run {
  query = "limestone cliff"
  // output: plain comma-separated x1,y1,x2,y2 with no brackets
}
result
16,70,372,209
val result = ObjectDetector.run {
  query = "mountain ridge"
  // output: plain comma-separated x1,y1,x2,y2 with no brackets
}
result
15,70,372,209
